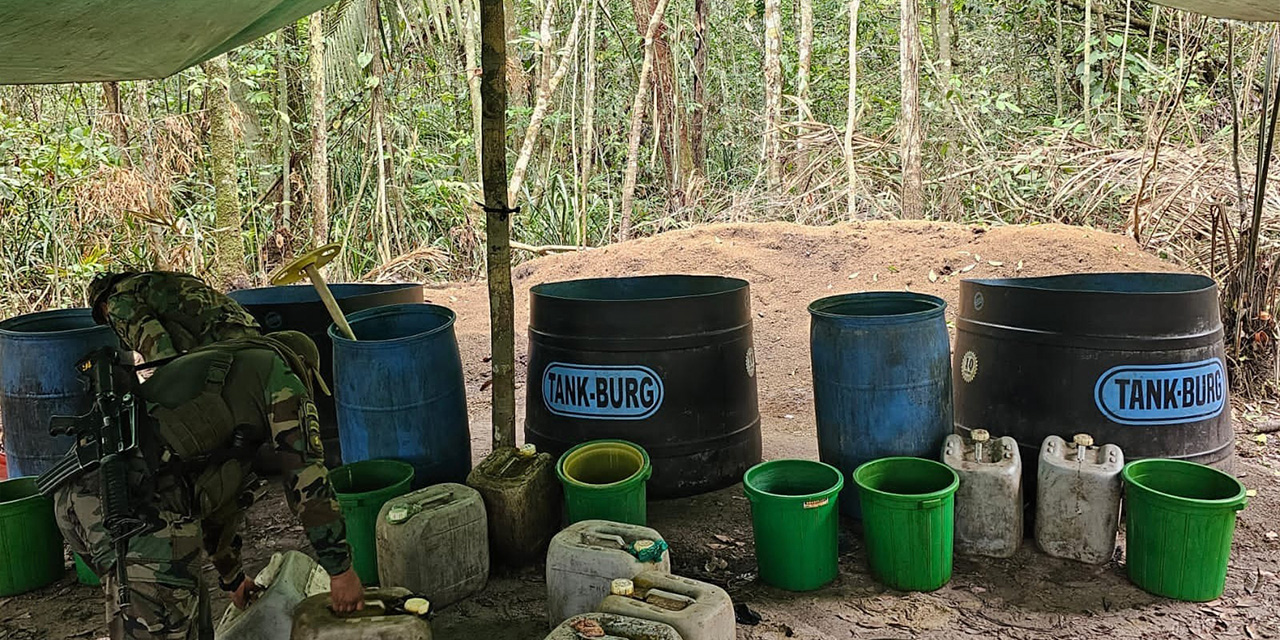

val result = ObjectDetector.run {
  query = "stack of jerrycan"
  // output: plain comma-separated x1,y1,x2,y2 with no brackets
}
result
466,444,561,566
546,520,671,627
599,573,735,640
942,429,1022,558
546,613,682,640
376,483,489,608
218,551,330,640
1035,434,1124,564
291,587,432,640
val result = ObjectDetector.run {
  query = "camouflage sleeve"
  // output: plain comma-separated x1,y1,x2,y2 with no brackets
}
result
265,358,352,576
202,507,245,587
104,293,179,362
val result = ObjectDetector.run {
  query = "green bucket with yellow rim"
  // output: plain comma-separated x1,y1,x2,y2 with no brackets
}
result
556,439,651,525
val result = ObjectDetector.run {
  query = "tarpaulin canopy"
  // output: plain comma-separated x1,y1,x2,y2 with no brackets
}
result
1150,1,1280,21
0,0,338,84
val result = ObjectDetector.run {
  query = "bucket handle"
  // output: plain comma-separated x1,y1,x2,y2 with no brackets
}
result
581,532,629,549
917,498,943,510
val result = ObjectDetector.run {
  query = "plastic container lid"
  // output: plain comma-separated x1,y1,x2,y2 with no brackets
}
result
1073,434,1095,447
610,579,635,596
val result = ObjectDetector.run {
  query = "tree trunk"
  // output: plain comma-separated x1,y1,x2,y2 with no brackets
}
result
277,29,293,230
797,0,814,120
202,55,245,286
937,0,959,220
309,12,330,246
691,0,708,168
845,0,861,218
480,0,517,449
367,0,396,261
619,0,673,241
763,0,782,189
466,0,485,179
507,0,590,202
579,0,599,245
101,81,129,149
899,0,924,218
1054,0,1064,118
1083,0,1093,133
628,0,696,199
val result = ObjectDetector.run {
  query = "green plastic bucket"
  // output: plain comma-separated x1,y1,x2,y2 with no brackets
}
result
744,459,844,591
853,457,959,592
329,459,415,584
1123,459,1247,602
74,552,100,586
556,440,651,525
0,476,65,596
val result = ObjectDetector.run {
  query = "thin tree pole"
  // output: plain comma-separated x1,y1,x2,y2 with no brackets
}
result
309,13,330,245
763,0,782,188
899,0,924,218
618,0,673,240
1083,0,1093,133
579,0,599,245
1115,0,1131,126
479,0,516,450
507,0,590,201
278,30,293,229
1054,0,1064,118
844,0,861,218
466,0,485,179
692,0,708,168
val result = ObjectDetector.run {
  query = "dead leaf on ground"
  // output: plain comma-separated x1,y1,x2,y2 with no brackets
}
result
988,260,1004,266
928,270,938,282
714,534,735,544
707,543,728,550
704,557,728,572
960,264,976,273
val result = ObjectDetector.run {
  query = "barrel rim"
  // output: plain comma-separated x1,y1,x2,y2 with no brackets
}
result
1122,458,1246,508
329,302,456,344
852,456,960,501
962,272,1216,295
0,308,104,337
808,291,946,322
556,439,651,489
228,282,421,305
743,458,844,502
531,274,748,303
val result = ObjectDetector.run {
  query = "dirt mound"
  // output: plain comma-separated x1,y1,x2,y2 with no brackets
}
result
433,220,1175,434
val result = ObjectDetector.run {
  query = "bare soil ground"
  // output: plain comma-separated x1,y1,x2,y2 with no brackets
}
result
6,221,1280,639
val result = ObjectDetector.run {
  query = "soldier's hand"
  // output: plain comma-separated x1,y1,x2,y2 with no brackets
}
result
329,568,365,613
230,577,260,610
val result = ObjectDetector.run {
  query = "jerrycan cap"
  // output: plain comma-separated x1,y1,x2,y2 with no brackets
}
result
517,443,538,458
404,597,431,616
386,505,411,524
1073,433,1095,448
610,579,635,596
971,429,990,443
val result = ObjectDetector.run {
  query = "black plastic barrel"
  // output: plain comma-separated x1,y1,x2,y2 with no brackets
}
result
228,283,422,464
0,309,120,477
330,304,471,488
525,275,762,498
954,273,1232,470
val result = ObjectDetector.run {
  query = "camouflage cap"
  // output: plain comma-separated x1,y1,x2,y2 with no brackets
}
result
87,271,138,323
267,330,331,396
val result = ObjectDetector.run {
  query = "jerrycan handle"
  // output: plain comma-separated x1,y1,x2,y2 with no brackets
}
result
644,588,696,607
581,531,628,549
330,600,389,619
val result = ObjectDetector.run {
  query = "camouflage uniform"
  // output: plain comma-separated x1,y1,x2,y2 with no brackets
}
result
94,271,260,363
53,339,350,640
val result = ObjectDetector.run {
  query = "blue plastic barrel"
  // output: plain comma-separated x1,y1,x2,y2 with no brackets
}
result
330,304,471,487
809,292,953,518
0,309,120,477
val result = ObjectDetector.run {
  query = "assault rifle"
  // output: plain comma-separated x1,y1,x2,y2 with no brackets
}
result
36,346,152,608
